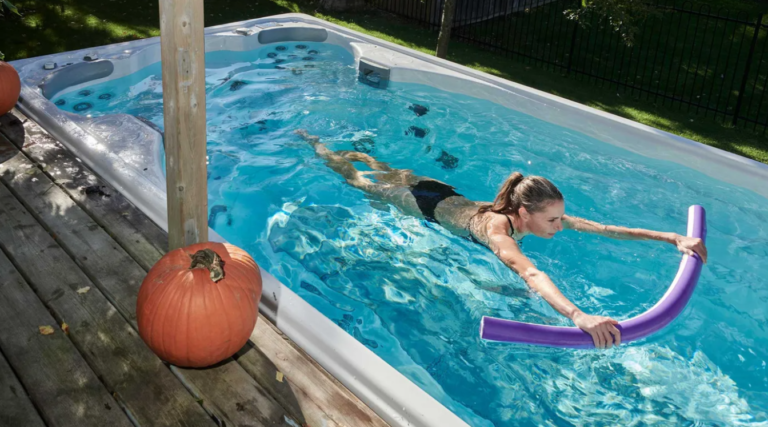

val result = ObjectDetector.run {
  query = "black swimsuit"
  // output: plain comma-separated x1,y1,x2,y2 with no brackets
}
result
409,180,462,224
409,179,518,245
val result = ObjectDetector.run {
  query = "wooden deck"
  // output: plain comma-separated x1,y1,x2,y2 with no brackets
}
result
0,109,389,427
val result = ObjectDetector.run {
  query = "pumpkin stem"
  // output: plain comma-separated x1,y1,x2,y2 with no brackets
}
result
189,249,225,282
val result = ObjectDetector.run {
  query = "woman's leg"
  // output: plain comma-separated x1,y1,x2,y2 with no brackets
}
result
295,130,422,216
295,129,374,189
296,130,478,232
335,150,419,187
335,150,393,172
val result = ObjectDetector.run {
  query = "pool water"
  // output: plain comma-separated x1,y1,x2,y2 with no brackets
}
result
52,42,768,426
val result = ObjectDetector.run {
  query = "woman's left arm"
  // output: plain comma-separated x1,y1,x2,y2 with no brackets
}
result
562,215,708,263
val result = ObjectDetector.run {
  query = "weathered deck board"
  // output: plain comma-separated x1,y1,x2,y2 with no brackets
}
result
0,247,132,427
0,145,146,324
0,180,221,427
0,342,47,427
0,109,391,427
235,343,341,427
0,112,167,271
0,134,298,427
250,319,389,427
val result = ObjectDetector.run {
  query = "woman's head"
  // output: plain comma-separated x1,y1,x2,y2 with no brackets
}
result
479,172,565,238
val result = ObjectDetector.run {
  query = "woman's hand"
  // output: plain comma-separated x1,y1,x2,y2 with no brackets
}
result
674,235,708,263
572,311,621,349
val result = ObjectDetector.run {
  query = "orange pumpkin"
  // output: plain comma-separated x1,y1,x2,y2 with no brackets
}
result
0,61,21,116
137,242,262,367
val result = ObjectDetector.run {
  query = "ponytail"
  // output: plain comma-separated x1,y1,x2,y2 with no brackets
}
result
478,172,525,214
478,172,563,216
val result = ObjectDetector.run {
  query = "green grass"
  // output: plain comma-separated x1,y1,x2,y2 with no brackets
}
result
454,0,768,127
323,7,768,163
1,0,766,163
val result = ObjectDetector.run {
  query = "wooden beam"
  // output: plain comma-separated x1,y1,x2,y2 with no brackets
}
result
159,0,208,250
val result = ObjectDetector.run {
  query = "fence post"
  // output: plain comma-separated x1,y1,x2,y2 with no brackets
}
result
732,13,763,126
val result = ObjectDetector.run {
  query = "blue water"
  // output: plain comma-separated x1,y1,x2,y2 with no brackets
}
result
53,42,768,426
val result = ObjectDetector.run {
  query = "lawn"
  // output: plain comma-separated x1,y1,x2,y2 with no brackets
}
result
1,0,767,163
449,0,768,134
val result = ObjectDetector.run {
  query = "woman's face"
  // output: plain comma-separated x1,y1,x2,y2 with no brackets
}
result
522,200,565,239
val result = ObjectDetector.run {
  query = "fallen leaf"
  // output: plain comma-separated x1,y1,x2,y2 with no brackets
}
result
76,286,91,294
39,326,55,335
275,371,284,382
61,323,69,334
25,168,37,175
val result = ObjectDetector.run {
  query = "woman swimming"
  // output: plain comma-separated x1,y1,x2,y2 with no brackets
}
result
295,130,708,349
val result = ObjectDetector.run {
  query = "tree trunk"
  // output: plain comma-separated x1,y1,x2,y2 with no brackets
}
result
436,0,457,59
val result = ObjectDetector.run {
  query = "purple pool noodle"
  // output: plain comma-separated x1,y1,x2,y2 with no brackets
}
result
480,205,707,348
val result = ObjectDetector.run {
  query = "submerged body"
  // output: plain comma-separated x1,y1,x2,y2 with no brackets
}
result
296,130,708,348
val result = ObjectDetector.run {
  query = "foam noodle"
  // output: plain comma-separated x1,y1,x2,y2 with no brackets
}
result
480,205,707,348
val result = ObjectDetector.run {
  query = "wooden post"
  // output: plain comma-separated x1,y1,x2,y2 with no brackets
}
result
159,0,208,250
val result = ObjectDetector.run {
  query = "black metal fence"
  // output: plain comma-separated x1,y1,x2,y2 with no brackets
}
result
372,0,768,134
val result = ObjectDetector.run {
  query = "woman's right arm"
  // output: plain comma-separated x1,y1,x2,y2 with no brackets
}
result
485,223,621,348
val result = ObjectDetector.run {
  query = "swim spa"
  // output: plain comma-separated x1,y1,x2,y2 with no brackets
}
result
10,13,768,426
